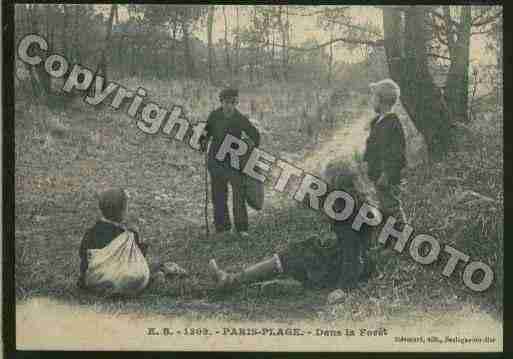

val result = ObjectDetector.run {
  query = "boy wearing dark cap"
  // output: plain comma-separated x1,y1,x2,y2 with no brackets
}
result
363,79,407,223
201,88,261,238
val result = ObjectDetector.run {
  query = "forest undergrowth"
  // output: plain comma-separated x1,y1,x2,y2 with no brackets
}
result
14,77,502,325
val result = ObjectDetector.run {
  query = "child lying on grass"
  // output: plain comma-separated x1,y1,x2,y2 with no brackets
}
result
77,188,187,296
208,160,376,294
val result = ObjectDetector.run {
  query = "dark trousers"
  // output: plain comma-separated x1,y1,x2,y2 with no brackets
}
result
376,184,406,224
210,169,248,232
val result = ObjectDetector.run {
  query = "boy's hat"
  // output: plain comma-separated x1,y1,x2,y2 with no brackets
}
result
219,88,239,101
369,78,400,106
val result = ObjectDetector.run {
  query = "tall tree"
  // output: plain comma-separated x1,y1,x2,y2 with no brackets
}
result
182,19,194,77
62,5,70,58
382,6,453,159
233,7,241,78
95,5,117,86
433,6,472,124
327,26,334,86
207,5,216,84
496,12,503,107
222,6,232,82
277,6,290,81
311,5,499,159
141,5,207,77
180,6,208,77
70,5,82,63
27,5,51,97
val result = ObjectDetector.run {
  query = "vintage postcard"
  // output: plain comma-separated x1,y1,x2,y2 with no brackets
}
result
9,3,503,353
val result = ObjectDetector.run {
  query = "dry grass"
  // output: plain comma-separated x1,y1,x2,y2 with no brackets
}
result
14,78,502,327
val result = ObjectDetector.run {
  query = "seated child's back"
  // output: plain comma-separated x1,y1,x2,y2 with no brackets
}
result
78,188,149,295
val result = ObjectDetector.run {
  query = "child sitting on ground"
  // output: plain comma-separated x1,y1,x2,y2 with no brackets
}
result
77,188,186,296
208,160,376,293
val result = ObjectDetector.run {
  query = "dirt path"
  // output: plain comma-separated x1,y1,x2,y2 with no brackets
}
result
298,109,373,173
257,108,373,211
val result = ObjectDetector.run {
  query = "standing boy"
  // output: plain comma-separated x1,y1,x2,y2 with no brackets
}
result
201,88,261,238
363,79,407,224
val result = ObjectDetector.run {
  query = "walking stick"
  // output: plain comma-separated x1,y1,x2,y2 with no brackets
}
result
204,148,210,240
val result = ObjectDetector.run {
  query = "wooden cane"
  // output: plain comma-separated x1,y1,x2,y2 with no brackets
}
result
204,147,210,240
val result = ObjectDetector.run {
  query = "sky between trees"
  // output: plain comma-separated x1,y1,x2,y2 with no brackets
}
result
95,5,496,65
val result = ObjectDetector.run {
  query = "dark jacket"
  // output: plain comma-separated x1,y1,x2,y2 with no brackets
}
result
202,107,260,175
78,220,146,289
282,219,373,290
363,113,406,186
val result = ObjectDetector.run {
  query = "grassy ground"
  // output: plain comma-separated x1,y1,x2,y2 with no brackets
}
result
15,78,502,326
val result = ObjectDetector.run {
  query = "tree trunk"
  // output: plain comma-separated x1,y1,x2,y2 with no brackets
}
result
43,5,53,92
249,7,257,85
444,6,471,123
222,6,232,82
497,13,503,107
71,5,82,63
45,5,51,47
382,6,453,160
278,6,290,82
117,36,124,75
97,5,117,85
169,23,178,77
234,7,241,78
182,20,195,77
327,29,334,86
207,5,216,84
131,43,137,76
271,33,278,80
23,5,41,98
28,5,51,97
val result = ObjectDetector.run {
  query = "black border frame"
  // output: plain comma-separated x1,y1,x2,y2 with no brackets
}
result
3,0,509,358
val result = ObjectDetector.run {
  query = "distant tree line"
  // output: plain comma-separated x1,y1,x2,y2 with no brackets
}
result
14,5,502,160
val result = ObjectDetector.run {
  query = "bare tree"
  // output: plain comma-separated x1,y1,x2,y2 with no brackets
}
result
182,19,194,77
27,5,51,97
277,6,290,81
207,5,216,84
70,5,83,63
327,26,334,86
222,6,232,82
95,4,117,87
62,5,70,59
141,5,207,78
233,7,241,78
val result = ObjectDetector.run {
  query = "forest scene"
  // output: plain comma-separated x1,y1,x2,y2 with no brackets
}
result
13,4,502,350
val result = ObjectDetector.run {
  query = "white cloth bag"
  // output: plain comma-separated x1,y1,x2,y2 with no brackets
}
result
85,231,150,295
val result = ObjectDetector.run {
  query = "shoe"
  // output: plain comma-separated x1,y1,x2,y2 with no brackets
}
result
237,231,250,239
150,270,167,286
208,259,237,290
160,261,188,277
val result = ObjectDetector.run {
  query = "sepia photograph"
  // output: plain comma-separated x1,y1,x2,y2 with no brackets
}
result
8,3,503,353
